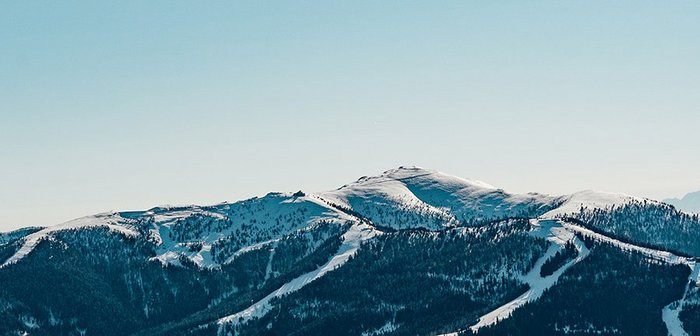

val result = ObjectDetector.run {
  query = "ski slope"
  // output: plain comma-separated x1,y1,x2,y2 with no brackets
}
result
216,223,380,332
468,219,590,332
4,166,699,335
559,220,699,336
662,261,700,336
461,218,698,335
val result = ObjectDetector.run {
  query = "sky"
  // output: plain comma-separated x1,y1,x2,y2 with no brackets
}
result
1,1,699,231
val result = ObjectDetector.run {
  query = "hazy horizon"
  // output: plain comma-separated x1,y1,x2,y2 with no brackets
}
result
2,1,699,231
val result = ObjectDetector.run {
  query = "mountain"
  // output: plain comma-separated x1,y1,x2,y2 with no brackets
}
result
1,166,700,336
665,191,700,214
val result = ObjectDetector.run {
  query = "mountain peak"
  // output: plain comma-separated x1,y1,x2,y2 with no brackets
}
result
376,166,498,191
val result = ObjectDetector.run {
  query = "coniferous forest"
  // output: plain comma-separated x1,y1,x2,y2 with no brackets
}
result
2,168,700,336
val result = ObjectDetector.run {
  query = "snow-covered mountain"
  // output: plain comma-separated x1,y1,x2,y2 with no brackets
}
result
318,167,560,229
2,166,700,336
666,191,700,214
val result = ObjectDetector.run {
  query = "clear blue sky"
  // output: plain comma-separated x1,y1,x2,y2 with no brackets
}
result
1,1,699,231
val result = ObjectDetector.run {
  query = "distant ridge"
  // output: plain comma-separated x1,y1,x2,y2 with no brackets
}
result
664,190,700,213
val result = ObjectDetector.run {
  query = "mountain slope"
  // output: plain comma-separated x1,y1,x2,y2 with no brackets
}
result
318,166,560,229
2,166,700,336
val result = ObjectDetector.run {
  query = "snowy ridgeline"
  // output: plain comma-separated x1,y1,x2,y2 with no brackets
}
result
2,166,700,336
3,166,679,270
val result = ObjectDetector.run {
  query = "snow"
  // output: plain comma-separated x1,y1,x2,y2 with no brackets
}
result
663,261,699,336
47,310,61,326
318,166,557,230
151,208,227,224
0,213,137,268
361,321,399,336
383,166,498,190
4,165,699,334
535,219,698,336
263,241,279,282
543,190,649,219
663,301,689,336
223,238,281,263
0,227,43,244
1,167,662,272
468,219,590,332
557,219,700,336
560,221,687,265
150,240,218,269
317,168,459,230
216,223,380,331
0,191,356,270
465,211,695,333
20,315,39,329
387,167,557,221
148,193,355,269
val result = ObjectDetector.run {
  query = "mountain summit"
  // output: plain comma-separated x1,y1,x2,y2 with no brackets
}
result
1,167,699,336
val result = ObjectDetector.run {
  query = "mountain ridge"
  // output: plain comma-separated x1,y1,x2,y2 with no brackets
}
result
1,165,655,235
665,190,700,214
0,166,674,271
2,166,700,336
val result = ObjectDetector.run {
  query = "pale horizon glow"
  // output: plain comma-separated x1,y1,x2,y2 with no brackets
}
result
2,1,699,231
